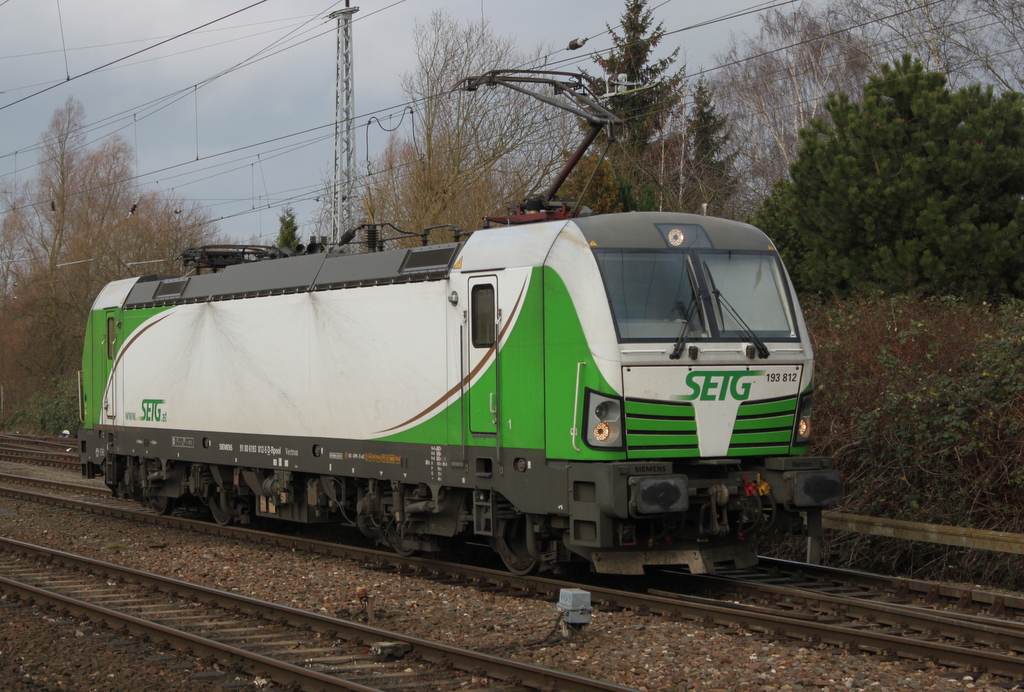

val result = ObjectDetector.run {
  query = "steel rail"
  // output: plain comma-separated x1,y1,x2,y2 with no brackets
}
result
0,433,72,448
0,576,381,692
655,576,1024,651
0,537,635,692
0,441,79,468
0,472,110,496
8,474,1024,630
642,590,1024,677
0,482,565,593
756,557,1024,617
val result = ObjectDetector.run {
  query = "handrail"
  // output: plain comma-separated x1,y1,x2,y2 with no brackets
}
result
570,362,586,453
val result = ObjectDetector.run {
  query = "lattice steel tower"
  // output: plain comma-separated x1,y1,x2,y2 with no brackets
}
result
330,4,358,243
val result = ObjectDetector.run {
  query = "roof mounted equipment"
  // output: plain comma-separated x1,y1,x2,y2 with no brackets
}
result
461,70,622,224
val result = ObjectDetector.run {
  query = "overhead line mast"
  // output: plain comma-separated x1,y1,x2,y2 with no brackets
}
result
330,3,359,243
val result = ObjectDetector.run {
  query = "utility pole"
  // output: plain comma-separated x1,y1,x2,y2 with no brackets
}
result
330,3,358,243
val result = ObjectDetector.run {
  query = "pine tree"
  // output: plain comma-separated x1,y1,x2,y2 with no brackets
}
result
754,56,1024,298
679,78,738,216
593,0,685,150
275,206,300,250
557,153,626,214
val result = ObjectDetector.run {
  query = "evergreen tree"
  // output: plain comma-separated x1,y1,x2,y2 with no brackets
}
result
558,153,626,214
593,0,685,149
750,178,805,266
275,206,300,250
754,56,1024,299
679,78,738,215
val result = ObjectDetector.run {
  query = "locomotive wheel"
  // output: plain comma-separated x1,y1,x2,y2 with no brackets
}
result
491,517,539,576
207,492,234,526
390,538,419,558
148,494,176,516
385,526,419,557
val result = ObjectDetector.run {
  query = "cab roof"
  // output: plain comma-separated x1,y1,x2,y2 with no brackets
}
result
571,212,774,251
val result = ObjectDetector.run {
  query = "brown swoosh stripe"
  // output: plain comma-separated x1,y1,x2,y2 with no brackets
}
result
376,279,529,435
105,312,173,388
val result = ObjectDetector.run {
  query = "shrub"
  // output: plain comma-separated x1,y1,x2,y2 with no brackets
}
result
785,294,1024,585
2,377,79,436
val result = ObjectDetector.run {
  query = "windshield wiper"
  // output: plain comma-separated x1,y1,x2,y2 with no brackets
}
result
669,297,701,360
703,261,770,359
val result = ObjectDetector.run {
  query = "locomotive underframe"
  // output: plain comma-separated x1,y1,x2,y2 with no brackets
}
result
79,425,838,575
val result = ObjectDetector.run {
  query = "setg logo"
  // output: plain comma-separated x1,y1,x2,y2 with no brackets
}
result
141,399,166,422
681,371,764,402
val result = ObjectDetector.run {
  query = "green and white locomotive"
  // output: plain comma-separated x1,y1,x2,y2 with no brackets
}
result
78,70,839,574
78,210,841,574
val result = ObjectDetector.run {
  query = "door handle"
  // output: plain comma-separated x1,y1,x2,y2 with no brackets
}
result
489,392,497,414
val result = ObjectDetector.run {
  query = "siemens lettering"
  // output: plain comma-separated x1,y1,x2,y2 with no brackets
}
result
681,371,764,402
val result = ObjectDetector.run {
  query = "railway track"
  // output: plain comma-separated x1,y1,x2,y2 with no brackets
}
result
0,536,632,692
0,471,109,496
651,566,1024,679
710,557,1024,620
2,438,1024,679
0,432,79,469
3,450,1024,683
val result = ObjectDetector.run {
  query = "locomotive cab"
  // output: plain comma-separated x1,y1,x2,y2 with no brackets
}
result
516,212,842,574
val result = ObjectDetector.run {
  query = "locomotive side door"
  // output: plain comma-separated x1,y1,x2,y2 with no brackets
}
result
101,309,119,419
467,275,499,437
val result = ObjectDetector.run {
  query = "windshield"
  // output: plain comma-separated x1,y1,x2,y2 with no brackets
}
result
593,249,797,343
593,250,708,341
701,252,796,340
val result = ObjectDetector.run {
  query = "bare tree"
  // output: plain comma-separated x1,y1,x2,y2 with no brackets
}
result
361,12,576,240
0,97,219,430
308,172,336,243
711,3,872,211
966,0,1024,92
836,0,990,88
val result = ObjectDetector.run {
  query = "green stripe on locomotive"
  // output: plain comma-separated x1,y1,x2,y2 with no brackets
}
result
380,262,808,461
81,304,170,429
379,265,624,460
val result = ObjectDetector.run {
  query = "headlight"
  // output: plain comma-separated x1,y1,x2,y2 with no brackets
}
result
793,389,814,445
797,417,811,439
595,400,619,420
593,420,619,442
585,390,625,449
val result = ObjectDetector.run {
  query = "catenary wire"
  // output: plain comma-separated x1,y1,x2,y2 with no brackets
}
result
1,0,1014,235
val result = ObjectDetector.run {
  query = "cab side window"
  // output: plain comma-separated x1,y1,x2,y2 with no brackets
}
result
471,285,495,348
106,317,116,360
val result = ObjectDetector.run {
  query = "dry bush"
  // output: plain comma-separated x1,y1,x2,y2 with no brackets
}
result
780,294,1024,586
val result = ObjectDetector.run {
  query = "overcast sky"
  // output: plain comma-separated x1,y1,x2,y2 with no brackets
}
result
0,0,773,246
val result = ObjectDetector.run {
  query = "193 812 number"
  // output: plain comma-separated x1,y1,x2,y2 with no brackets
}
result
765,372,798,383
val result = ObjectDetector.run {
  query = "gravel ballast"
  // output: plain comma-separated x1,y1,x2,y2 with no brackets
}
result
0,597,241,691
0,477,1016,691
